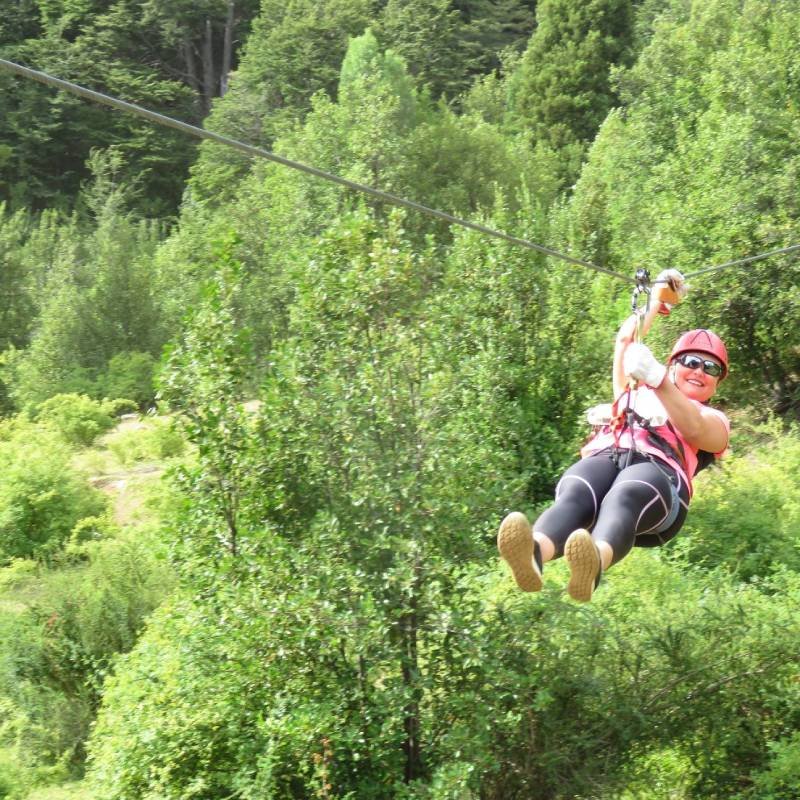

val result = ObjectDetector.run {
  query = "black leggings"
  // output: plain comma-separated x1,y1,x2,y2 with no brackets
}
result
534,450,690,565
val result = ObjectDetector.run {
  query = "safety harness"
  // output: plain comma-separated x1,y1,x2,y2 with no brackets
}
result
603,269,710,532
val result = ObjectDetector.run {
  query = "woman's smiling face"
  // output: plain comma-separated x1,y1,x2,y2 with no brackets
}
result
671,351,722,402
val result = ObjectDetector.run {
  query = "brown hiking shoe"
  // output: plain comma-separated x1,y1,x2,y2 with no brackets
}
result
564,529,602,602
497,512,543,592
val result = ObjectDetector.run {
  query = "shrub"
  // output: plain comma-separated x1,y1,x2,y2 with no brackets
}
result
100,398,138,417
0,559,38,591
34,395,116,448
0,528,174,776
105,419,185,466
678,421,800,580
85,548,800,800
742,732,800,800
100,352,157,410
0,426,107,562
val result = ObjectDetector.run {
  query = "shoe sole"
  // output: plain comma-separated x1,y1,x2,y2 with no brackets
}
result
565,529,600,603
497,512,542,592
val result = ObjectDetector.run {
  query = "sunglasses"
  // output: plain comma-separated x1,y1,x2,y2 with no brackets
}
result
674,353,723,377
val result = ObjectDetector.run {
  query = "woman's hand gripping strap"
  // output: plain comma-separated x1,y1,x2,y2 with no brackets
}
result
624,342,667,388
652,268,688,315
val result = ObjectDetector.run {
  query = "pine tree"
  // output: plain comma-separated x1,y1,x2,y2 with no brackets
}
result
510,0,636,150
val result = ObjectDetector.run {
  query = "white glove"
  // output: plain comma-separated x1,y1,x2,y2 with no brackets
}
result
624,342,667,388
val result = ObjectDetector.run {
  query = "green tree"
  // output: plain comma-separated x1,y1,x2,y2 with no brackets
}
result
0,204,37,354
0,0,242,215
100,351,157,408
0,0,41,48
187,0,373,203
566,0,800,414
509,0,637,179
159,245,265,583
374,0,537,101
374,0,465,98
34,393,117,447
0,422,106,561
139,0,261,113
0,518,174,774
10,153,167,407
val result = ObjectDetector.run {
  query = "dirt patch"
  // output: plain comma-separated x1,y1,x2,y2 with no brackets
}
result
89,465,163,526
89,464,162,489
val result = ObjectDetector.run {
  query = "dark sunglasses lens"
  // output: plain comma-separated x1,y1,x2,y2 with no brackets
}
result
681,355,703,369
679,354,722,377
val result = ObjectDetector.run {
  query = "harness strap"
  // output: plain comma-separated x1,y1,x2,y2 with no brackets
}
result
647,427,688,474
658,421,716,477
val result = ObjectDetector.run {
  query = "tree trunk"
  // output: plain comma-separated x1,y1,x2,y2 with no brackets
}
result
402,614,422,781
181,37,200,97
202,18,215,114
221,0,235,96
401,563,424,782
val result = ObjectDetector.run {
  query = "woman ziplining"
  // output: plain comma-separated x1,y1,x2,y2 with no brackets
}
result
498,269,730,602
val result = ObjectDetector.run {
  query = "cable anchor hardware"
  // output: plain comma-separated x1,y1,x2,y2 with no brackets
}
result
631,268,651,344
616,268,653,470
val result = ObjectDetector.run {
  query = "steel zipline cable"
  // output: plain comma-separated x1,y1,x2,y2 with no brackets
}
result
0,57,634,283
681,243,800,279
2,58,799,286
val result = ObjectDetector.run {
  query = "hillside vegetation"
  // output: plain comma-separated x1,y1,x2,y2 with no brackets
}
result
1,0,800,798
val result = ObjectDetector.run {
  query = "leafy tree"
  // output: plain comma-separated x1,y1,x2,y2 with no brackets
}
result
0,204,37,354
172,27,547,387
0,0,260,215
374,0,537,101
566,0,800,414
139,0,261,113
87,534,800,797
509,0,637,179
159,245,265,583
100,350,157,409
374,0,465,99
187,0,373,203
34,393,118,447
9,153,167,408
456,0,538,64
676,420,800,580
0,523,174,774
0,0,41,46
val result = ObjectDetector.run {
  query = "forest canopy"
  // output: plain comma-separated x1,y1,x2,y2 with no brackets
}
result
1,1,800,798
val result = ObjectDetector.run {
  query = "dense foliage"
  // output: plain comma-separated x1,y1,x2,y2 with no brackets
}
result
1,0,800,798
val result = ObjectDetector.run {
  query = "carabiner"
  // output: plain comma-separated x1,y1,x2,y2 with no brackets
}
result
631,268,651,312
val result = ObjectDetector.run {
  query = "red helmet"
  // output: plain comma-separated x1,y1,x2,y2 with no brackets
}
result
669,329,729,379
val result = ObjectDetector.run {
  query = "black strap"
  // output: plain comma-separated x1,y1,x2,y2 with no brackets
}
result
655,421,716,477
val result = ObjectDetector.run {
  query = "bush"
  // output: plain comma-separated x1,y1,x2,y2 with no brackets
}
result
65,516,118,561
100,352,157,410
742,732,800,800
0,528,174,776
85,546,800,800
0,559,38,591
34,395,116,448
678,420,800,580
100,398,138,417
0,426,107,562
105,419,185,466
